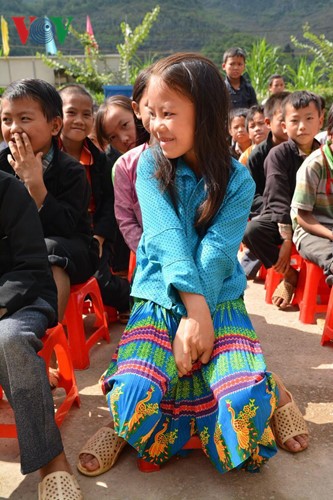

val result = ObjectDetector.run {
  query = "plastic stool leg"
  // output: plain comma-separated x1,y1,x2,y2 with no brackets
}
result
322,288,333,346
137,458,161,472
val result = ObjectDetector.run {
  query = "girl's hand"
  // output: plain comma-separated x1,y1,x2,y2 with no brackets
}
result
173,313,215,377
8,133,44,186
173,318,192,377
184,314,215,365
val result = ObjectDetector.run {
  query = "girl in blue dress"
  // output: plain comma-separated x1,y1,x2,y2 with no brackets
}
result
78,53,309,477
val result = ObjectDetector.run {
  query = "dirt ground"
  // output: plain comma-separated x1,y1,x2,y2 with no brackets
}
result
1,277,333,500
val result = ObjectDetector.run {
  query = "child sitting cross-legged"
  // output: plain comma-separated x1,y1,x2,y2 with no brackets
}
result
58,84,130,316
229,108,252,160
243,91,322,308
291,104,333,285
0,79,100,322
238,104,269,165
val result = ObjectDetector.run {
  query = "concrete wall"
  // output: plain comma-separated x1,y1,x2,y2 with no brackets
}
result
0,54,120,88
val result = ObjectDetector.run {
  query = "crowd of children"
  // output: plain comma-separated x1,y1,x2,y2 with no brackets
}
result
2,46,329,498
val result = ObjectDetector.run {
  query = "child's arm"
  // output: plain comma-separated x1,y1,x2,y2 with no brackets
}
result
173,292,215,376
136,150,204,303
92,152,118,243
114,156,143,252
292,152,331,240
263,146,295,224
297,209,333,240
194,163,255,311
7,132,46,209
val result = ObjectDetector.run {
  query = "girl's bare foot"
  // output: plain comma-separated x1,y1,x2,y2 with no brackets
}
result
79,421,114,473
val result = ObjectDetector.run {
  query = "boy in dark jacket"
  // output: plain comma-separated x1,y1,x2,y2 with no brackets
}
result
0,79,99,321
0,170,82,498
222,47,257,109
243,91,322,308
58,84,130,316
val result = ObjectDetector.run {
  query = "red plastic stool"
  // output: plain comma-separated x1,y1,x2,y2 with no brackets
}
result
0,323,80,438
104,305,119,324
63,276,110,370
257,265,267,281
128,251,136,283
294,260,330,324
137,435,202,472
321,286,333,346
265,248,303,304
82,296,117,325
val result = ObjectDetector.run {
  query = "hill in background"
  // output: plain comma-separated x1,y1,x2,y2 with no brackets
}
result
2,0,333,62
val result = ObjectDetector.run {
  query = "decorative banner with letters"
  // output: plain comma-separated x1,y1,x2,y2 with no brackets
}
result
6,16,73,45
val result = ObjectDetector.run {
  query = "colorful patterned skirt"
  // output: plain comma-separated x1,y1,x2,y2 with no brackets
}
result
102,298,278,473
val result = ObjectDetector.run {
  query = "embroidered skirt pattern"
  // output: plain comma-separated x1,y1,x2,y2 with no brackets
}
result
102,298,278,473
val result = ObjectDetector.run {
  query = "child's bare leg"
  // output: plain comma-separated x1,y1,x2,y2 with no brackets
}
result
51,265,70,321
39,451,72,479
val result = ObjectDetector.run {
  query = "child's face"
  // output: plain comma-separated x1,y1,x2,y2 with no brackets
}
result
132,88,150,134
1,97,61,155
269,78,285,94
268,108,288,144
103,105,137,153
229,116,250,147
222,56,245,82
147,75,196,169
61,93,93,144
247,112,269,145
282,102,321,151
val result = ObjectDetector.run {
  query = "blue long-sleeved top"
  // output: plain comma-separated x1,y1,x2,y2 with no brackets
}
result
131,148,255,317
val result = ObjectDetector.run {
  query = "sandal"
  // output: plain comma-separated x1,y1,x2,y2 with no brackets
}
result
271,375,309,453
38,471,83,499
272,280,295,309
77,426,126,477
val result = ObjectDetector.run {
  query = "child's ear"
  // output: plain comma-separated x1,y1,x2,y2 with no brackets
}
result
51,116,62,136
281,121,287,134
265,117,271,129
132,101,141,120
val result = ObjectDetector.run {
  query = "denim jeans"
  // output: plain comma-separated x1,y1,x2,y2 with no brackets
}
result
0,298,63,474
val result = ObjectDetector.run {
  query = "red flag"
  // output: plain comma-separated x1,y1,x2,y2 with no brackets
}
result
86,15,98,49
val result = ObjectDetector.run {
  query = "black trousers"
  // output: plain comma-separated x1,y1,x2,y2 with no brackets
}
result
94,241,130,312
243,214,283,269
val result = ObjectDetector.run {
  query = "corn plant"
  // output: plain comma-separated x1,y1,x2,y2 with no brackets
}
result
285,57,324,91
245,38,281,102
291,23,333,85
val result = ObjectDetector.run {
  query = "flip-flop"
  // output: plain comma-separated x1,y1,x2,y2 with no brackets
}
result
77,426,126,477
272,280,295,309
271,374,309,453
38,471,83,499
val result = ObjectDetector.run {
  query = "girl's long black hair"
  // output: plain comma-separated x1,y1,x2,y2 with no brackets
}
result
150,53,231,234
